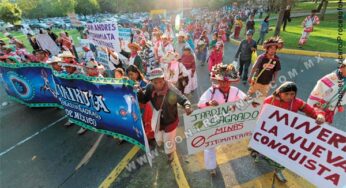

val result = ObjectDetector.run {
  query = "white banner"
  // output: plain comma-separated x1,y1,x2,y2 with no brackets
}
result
183,100,261,155
249,104,346,188
86,22,121,52
36,34,60,56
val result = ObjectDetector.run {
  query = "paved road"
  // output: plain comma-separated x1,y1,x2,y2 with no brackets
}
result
0,41,344,188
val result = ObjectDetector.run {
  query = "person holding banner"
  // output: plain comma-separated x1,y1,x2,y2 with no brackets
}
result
127,65,154,140
67,60,105,135
198,63,245,176
137,68,192,162
307,59,346,124
252,81,326,182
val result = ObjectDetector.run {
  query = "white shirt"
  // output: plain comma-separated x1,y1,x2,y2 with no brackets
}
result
198,86,247,108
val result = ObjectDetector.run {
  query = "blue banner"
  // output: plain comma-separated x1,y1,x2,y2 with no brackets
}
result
0,62,60,107
0,62,147,150
53,73,146,149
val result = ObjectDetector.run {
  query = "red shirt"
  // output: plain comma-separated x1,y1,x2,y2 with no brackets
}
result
180,54,196,72
264,96,323,119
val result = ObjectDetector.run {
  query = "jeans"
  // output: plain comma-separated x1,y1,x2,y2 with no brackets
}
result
239,59,251,81
257,31,267,45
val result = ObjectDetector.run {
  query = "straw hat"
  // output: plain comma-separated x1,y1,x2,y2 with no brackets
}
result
128,43,141,51
176,31,187,38
85,60,99,69
46,56,62,64
58,51,75,58
161,51,179,64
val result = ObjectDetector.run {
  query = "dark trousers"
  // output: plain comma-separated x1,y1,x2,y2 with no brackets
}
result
282,19,288,31
239,59,251,81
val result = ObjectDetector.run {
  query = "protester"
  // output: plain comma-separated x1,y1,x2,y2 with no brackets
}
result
208,42,224,72
57,32,74,55
122,43,144,73
115,68,125,79
161,51,189,92
198,63,245,176
282,6,291,31
157,35,174,61
307,59,346,124
139,39,158,77
175,31,191,57
180,47,197,95
137,68,193,162
233,16,243,40
127,65,154,140
4,33,19,45
248,37,283,102
47,56,63,71
257,16,270,45
251,81,325,182
82,46,95,62
245,14,255,34
298,9,320,48
235,29,257,85
35,49,50,63
196,31,209,66
209,32,218,48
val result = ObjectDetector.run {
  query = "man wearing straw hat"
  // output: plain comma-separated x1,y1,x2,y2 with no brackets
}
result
174,31,191,58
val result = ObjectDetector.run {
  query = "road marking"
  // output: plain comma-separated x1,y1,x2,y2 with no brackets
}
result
232,169,314,188
171,151,190,188
98,146,140,188
0,115,67,157
75,134,104,170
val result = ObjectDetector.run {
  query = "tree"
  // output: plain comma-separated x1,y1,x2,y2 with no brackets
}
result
274,0,288,36
98,0,118,13
320,0,328,20
0,1,22,24
75,0,100,16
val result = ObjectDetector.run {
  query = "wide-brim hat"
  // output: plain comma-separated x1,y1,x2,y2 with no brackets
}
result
46,56,62,64
85,60,99,69
58,51,75,58
263,37,284,50
128,43,141,51
149,68,165,80
176,31,187,38
210,64,240,82
162,51,179,64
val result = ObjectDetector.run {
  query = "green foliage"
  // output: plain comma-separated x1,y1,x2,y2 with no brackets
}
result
0,1,22,24
75,0,100,16
17,0,75,19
